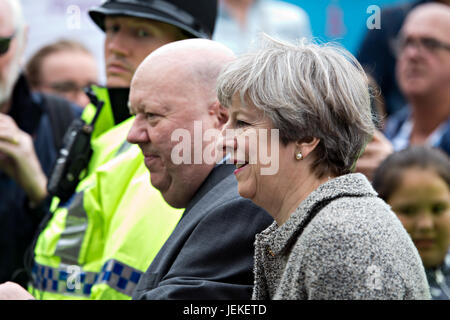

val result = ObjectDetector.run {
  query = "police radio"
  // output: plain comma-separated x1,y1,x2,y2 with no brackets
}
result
47,88,104,202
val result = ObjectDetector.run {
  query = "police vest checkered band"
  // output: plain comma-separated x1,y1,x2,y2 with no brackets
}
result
32,259,143,297
97,259,142,296
32,263,97,296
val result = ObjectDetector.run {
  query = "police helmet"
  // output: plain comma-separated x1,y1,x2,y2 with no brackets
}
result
89,0,217,39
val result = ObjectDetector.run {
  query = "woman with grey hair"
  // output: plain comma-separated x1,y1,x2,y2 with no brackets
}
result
217,35,430,299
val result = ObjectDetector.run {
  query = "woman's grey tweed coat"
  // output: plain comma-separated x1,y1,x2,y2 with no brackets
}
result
252,173,431,300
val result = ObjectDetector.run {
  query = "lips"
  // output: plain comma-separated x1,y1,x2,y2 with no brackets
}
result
233,160,249,175
405,70,424,78
107,62,130,74
414,238,435,249
403,65,426,77
235,162,247,169
143,154,160,168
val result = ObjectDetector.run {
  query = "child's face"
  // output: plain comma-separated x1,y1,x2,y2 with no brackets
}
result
388,167,450,268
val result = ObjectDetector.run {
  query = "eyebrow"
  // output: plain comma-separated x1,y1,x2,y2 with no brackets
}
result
232,106,252,118
154,103,171,115
105,17,162,29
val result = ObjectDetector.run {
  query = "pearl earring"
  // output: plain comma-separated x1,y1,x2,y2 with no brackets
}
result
295,151,303,160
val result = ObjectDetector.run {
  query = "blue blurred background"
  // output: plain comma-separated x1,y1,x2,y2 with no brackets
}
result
286,0,411,54
20,0,415,85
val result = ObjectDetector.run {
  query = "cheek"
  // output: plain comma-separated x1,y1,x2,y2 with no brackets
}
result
397,214,414,234
436,211,450,242
251,164,268,196
434,65,450,83
150,127,177,160
395,63,405,86
103,40,110,59
0,54,13,79
235,164,259,198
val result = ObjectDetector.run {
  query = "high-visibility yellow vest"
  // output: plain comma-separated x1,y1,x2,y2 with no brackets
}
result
30,87,182,299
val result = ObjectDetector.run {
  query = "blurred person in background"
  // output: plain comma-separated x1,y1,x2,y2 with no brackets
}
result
354,128,394,182
213,0,311,55
373,146,450,299
0,0,80,289
26,39,99,108
357,0,450,118
217,35,429,299
384,3,450,155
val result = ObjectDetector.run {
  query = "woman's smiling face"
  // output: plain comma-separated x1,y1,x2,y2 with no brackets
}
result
221,94,295,207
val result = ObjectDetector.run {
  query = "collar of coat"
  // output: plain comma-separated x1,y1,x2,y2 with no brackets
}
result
256,173,378,257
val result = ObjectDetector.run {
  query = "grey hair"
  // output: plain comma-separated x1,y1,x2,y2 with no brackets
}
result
5,0,25,31
216,34,376,178
4,0,26,49
0,0,26,106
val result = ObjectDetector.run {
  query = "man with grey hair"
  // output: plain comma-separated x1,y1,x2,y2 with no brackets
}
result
0,0,80,288
385,3,450,155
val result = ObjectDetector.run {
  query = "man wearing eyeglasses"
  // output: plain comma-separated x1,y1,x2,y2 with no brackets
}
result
0,0,81,288
385,3,450,155
25,40,99,108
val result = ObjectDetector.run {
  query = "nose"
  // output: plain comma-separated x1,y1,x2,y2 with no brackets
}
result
216,123,238,155
401,39,423,60
127,115,149,145
415,211,435,232
106,30,130,58
73,91,90,108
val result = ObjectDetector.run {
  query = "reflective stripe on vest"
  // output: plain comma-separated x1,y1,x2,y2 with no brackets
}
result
53,140,137,266
54,192,88,265
115,140,133,157
31,259,142,297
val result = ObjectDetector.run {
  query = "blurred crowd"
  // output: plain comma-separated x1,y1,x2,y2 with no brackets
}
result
0,0,448,300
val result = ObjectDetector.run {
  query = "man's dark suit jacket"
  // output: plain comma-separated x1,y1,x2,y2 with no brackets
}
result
132,164,273,299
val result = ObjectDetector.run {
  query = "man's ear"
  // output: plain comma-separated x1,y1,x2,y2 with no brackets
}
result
295,137,320,159
208,100,229,129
